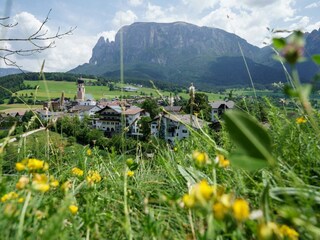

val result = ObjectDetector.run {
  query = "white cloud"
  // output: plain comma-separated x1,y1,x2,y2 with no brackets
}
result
305,21,320,32
196,0,297,46
112,10,138,29
128,0,143,6
97,31,116,42
305,2,320,9
182,0,218,13
144,3,182,22
3,12,93,72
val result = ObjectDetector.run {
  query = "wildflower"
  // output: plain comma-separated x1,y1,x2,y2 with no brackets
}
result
71,167,84,177
232,199,250,221
35,210,46,220
32,174,50,193
182,194,195,208
220,194,233,208
127,170,134,177
17,198,24,203
173,147,178,152
1,192,19,202
15,162,26,171
69,205,78,215
213,202,228,220
50,176,59,188
279,225,299,240
215,154,230,167
16,176,30,190
86,149,92,156
198,180,214,201
4,204,17,217
296,116,307,124
86,170,102,185
61,181,71,192
27,158,44,171
192,150,209,166
43,162,49,171
258,222,279,239
191,180,214,204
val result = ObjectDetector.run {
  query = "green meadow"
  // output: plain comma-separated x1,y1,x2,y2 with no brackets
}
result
17,80,223,101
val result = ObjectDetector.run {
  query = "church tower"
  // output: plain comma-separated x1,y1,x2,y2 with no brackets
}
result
77,77,85,101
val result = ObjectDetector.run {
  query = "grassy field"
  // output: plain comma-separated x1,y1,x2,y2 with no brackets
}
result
0,97,319,239
17,80,223,101
0,104,42,112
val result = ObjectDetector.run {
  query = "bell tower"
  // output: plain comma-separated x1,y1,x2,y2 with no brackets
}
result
77,77,85,101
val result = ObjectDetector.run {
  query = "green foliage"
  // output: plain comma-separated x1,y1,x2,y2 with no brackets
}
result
140,98,160,119
224,110,274,170
184,92,211,121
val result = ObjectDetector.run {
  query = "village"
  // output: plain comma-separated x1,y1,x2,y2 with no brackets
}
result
0,78,235,143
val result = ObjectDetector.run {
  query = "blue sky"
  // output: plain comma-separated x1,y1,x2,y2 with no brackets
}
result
1,0,320,72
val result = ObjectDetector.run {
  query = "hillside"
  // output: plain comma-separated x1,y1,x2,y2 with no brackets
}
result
69,22,319,89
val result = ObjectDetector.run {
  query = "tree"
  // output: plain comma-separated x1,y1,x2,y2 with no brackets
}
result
141,98,160,119
0,9,75,69
184,92,211,121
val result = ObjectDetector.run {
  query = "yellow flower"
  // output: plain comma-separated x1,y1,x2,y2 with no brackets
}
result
232,199,250,221
191,180,214,204
215,154,230,168
69,205,78,215
27,158,44,171
61,181,71,192
258,222,279,239
192,150,209,166
279,225,299,240
50,176,59,188
173,147,178,152
296,116,307,124
15,162,26,171
86,149,92,156
182,194,195,208
43,162,49,171
18,198,24,203
72,167,84,177
1,192,19,202
127,170,134,177
213,202,229,220
32,174,50,193
86,170,102,185
16,176,30,190
198,180,214,201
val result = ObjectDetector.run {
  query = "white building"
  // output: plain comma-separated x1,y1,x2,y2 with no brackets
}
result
150,113,208,143
93,105,145,137
68,105,102,120
210,100,235,122
79,99,97,106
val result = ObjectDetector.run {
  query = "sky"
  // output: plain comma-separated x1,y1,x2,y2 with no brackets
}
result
0,0,320,72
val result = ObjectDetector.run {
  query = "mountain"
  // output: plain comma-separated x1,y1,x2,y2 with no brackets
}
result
69,22,319,89
0,67,23,77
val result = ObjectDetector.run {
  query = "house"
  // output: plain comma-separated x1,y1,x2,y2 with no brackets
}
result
210,100,235,122
123,86,138,92
68,105,101,120
162,106,182,114
93,105,145,137
150,113,208,143
36,110,65,122
79,99,97,106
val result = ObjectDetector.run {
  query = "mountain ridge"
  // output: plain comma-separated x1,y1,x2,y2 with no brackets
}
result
69,22,320,89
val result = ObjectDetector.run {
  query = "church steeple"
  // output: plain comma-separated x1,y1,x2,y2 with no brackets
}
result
77,77,85,101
